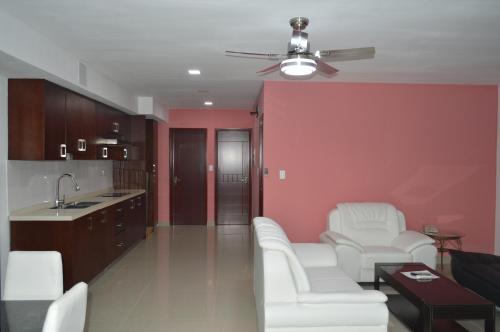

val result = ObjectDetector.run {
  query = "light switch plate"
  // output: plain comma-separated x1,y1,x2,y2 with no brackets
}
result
208,165,214,172
279,170,286,180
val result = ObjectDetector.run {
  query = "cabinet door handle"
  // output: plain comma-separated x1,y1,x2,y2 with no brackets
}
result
130,199,135,210
78,139,85,152
102,147,108,159
116,242,125,248
123,148,128,159
115,223,124,228
116,208,123,213
83,139,87,152
88,218,93,231
60,144,67,158
112,122,120,133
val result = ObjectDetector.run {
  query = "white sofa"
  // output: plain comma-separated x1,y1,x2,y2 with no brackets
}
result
320,203,437,282
253,217,389,332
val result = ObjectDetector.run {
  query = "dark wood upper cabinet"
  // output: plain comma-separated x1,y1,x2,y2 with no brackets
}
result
8,79,144,161
9,79,67,160
95,102,130,141
66,91,96,160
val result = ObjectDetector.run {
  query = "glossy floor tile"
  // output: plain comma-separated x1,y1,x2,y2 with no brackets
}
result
85,226,499,332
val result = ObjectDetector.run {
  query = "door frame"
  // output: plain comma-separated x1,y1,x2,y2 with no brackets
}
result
214,128,253,225
169,128,208,225
258,114,264,216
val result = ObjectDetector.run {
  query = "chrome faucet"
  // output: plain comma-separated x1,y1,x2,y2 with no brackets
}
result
55,173,80,208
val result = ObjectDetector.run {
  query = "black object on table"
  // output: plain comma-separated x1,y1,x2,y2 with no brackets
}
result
1,300,52,332
449,249,500,307
374,262,496,332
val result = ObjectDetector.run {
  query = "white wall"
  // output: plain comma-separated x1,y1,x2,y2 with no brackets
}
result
496,84,500,255
0,75,8,293
0,9,137,114
8,161,113,212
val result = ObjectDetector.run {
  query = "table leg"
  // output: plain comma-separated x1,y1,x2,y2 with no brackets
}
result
420,306,433,332
374,264,380,290
485,308,495,332
439,239,445,269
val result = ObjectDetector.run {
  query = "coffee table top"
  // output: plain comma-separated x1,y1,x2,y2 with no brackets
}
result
376,263,492,307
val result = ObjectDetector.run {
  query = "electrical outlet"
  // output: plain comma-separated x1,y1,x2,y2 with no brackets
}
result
279,170,286,180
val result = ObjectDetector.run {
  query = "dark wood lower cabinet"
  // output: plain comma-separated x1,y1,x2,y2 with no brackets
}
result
10,194,146,290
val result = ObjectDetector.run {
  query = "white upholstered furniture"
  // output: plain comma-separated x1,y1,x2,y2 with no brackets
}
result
254,217,389,332
320,203,437,282
42,282,88,332
3,251,64,301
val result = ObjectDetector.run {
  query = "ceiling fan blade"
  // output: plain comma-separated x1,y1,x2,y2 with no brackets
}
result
225,50,284,58
315,47,375,61
315,59,339,75
257,62,281,73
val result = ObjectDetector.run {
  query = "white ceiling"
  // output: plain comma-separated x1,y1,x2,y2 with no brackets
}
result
0,0,499,110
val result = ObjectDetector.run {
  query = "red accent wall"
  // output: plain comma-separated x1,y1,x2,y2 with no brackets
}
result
263,81,498,253
158,109,255,224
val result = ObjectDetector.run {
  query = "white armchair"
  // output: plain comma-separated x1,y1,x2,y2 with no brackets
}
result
320,203,437,282
254,217,389,332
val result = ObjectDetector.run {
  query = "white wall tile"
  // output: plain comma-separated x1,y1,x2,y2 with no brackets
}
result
8,160,113,211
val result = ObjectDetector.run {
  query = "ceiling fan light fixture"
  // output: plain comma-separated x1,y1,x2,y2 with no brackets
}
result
280,57,317,76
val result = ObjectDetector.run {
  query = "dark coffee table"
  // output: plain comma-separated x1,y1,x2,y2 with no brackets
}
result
374,262,495,332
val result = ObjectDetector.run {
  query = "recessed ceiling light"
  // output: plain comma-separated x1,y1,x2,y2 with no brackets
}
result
204,101,213,106
188,69,201,75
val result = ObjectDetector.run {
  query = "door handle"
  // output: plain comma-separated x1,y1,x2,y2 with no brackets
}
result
241,176,249,184
173,176,182,185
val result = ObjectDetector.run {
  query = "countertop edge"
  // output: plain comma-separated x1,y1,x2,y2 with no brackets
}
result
9,189,146,221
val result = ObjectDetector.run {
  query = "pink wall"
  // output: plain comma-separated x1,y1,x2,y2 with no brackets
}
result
158,109,256,224
263,82,498,253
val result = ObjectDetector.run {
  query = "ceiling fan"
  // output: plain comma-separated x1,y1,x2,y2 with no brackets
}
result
225,17,375,77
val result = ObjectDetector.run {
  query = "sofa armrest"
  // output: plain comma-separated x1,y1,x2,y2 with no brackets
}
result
297,290,387,304
291,243,338,268
391,231,435,253
320,231,365,253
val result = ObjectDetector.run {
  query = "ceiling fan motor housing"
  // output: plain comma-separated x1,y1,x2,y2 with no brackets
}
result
288,31,310,54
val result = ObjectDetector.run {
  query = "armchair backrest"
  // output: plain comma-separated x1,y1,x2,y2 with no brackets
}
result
328,203,405,246
253,218,310,302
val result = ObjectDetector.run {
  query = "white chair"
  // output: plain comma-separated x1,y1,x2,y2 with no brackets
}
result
3,251,63,300
42,282,88,332
254,217,389,332
320,203,437,282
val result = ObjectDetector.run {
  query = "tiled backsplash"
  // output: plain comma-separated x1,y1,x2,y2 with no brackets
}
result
8,160,113,211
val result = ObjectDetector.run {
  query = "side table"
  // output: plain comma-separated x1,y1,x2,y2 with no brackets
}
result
424,232,463,269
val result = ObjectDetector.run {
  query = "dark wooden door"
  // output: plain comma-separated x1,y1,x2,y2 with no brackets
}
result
170,129,207,225
216,130,251,225
146,120,158,229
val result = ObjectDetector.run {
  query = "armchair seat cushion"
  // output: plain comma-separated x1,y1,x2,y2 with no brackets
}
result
305,266,362,293
361,246,412,269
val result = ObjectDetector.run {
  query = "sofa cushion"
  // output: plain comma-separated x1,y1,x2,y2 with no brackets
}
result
361,246,412,269
305,266,362,293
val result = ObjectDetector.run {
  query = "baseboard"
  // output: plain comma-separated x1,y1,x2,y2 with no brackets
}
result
207,219,215,227
156,220,170,227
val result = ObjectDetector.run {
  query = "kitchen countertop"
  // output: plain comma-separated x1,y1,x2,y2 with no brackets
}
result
9,189,145,221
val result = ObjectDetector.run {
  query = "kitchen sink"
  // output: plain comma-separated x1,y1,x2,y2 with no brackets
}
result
50,201,101,209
